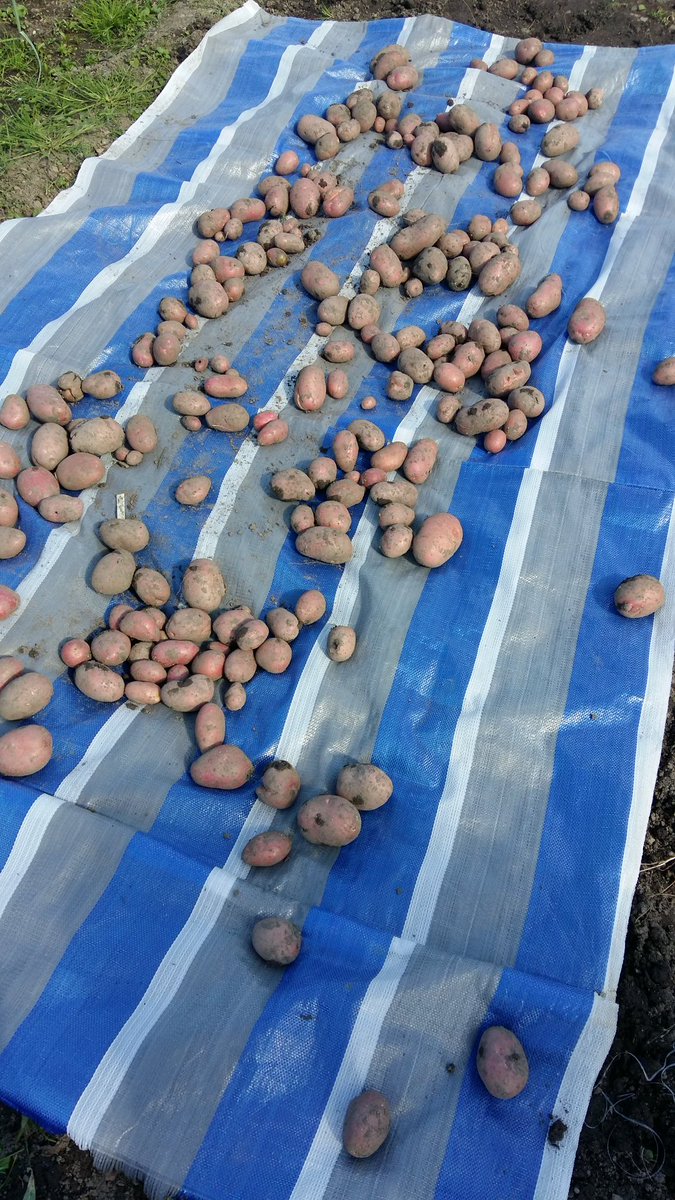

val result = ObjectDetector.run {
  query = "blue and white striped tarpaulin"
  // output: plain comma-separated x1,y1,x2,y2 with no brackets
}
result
0,6,674,1197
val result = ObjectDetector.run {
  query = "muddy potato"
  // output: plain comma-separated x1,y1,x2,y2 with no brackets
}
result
298,793,361,846
381,525,413,558
224,682,247,711
446,256,472,292
80,370,123,401
328,625,357,662
477,1026,529,1099
70,416,125,457
251,917,301,965
593,185,620,224
371,479,418,508
291,504,315,534
527,273,562,318
256,760,302,809
504,409,528,441
99,517,150,553
133,567,170,607
176,475,211,506
295,590,326,626
74,661,125,703
412,513,464,568
653,357,675,386
343,1091,391,1160
256,638,292,673
436,394,462,425
508,331,542,363
371,333,400,364
188,280,228,318
205,403,249,433
161,674,215,712
223,648,257,683
0,672,53,721
258,417,289,445
243,831,292,869
190,743,254,789
237,618,269,651
91,549,136,596
485,361,531,399
403,439,438,485
195,702,226,752
271,468,316,503
301,261,340,301
568,190,591,212
371,442,407,472
182,558,226,611
294,364,327,413
289,179,321,219
211,606,251,647
508,386,545,419
478,252,521,296
568,297,606,344
26,384,72,426
541,125,580,156
325,479,365,509
378,503,415,530
0,724,53,777
165,609,212,643
348,294,380,332
266,607,300,642
614,574,665,618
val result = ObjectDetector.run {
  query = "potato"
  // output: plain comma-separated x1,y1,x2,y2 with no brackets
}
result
371,479,418,508
56,452,105,491
316,501,352,533
256,760,302,810
318,295,348,326
433,362,466,394
478,252,521,296
172,390,211,418
297,114,334,144
0,584,20,623
301,261,340,301
653,357,675,386
446,256,472,292
493,164,523,199
188,281,228,319
298,793,361,846
16,466,58,508
69,416,125,457
372,44,410,79
370,245,405,288
527,273,562,318
0,656,25,688
271,468,315,503
511,199,542,227
361,468,386,489
258,417,289,445
371,333,400,365
182,559,226,611
455,397,508,435
0,486,18,527
0,442,21,479
477,1026,529,1099
223,648,256,683
387,64,419,90
59,639,90,671
396,348,433,385
436,395,462,425
485,360,531,398
91,549,136,595
474,123,502,161
236,618,269,651
328,625,356,662
243,831,293,869
237,242,267,275
0,671,53,721
132,333,155,368
98,518,150,553
0,724,53,777
295,590,326,627
291,504,315,533
191,649,224,679
265,608,300,643
193,239,220,266
614,574,665,618
0,394,29,430
378,503,415,531
528,99,555,124
504,409,528,441
567,297,606,344
152,331,181,366
190,743,254,789
161,674,214,712
508,386,545,418
223,682,245,711
26,384,72,426
325,479,365,508
452,342,484,379
194,702,226,753
390,215,445,260
212,606,252,645
568,190,591,212
256,638,293,674
125,414,157,454
30,422,68,471
593,185,620,224
508,331,542,362
326,370,348,402
81,370,123,400
541,125,580,156
412,513,463,567
294,364,327,414
371,442,407,472
176,475,211,506
133,567,170,607
489,56,519,80
205,403,249,433
381,525,413,558
118,610,162,642
124,681,160,705
544,159,579,189
403,439,438,484
251,917,301,965
515,36,542,63
152,640,199,668
0,527,25,558
343,1091,391,1159
75,661,125,703
323,341,354,366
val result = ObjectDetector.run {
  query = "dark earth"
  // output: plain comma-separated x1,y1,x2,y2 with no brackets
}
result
0,0,673,1197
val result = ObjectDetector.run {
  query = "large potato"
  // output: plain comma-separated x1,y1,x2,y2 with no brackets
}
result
166,608,212,642
485,361,531,398
99,517,150,553
614,574,665,618
476,1026,529,1099
456,399,509,436
343,1091,391,1159
26,384,71,425
325,479,365,508
161,674,215,712
16,466,59,507
349,419,386,452
70,417,125,456
190,743,254,789
297,794,362,845
251,917,301,965
370,480,418,508
271,469,316,502
0,725,53,777
56,452,105,491
256,760,301,808
527,273,562,318
182,559,226,611
412,513,463,567
91,550,136,596
336,763,393,810
74,662,125,703
478,252,521,296
541,125,580,156
301,261,340,301
295,528,353,564
31,423,69,471
0,672,53,720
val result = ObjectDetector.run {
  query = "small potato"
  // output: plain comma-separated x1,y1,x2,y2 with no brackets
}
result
298,793,361,846
296,590,326,625
0,671,53,720
133,567,170,607
0,487,18,527
0,724,53,777
224,682,246,711
266,607,300,642
182,559,226,612
91,630,131,667
508,386,545,418
161,674,215,712
592,185,620,224
527,273,562,318
485,429,507,453
508,331,542,363
316,500,352,533
81,370,123,401
91,549,136,596
256,760,302,809
243,832,292,868
447,256,472,291
258,417,289,445
99,518,150,553
295,364,327,414
251,917,301,965
371,333,400,365
75,661,125,703
568,297,606,344
477,1026,529,1099
195,702,226,752
381,525,413,558
478,253,521,297
436,394,462,425
271,468,315,503
16,466,59,508
224,648,256,683
256,638,292,674
328,625,356,662
56,452,105,491
361,468,386,489
291,504,315,534
568,190,591,212
190,743,254,789
176,475,211,506
541,125,580,157
343,1091,391,1160
132,333,155,368
653,357,675,386
614,574,665,618
60,639,91,668
511,199,542,227
403,439,438,485
333,763,391,811
0,394,30,430
412,513,463,567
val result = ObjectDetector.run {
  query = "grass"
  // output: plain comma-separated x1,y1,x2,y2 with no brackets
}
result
71,0,167,46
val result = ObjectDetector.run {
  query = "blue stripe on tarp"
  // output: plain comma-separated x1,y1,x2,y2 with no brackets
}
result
0,831,208,1128
434,966,593,1199
183,906,392,1200
0,781,47,869
318,461,523,933
516,483,673,993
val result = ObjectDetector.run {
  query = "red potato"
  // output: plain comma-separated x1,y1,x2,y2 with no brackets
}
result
477,1026,529,1099
412,514,463,568
291,504,315,534
301,261,340,301
298,793,361,846
653,357,675,386
403,439,438,485
237,618,269,651
508,331,542,362
0,657,25,689
191,650,226,679
126,415,157,454
361,467,387,489
0,487,18,527
266,608,300,642
493,164,523,199
273,149,300,174
190,743,254,789
515,36,543,63
152,332,181,365
508,386,545,418
130,661,166,684
176,475,211,506
256,761,302,809
0,725,53,777
295,364,327,413
161,674,215,712
224,682,246,711
296,527,353,565
343,1092,391,1159
133,567,171,607
295,590,326,626
118,611,162,642
256,638,293,674
325,479,364,508
328,625,356,662
317,500,351,534
433,362,466,394
224,648,257,683
0,394,30,430
390,215,445,261
614,574,665,618
484,429,507,453
326,370,349,401
181,560,225,614
371,480,418,508
271,469,315,503
379,503,415,530
243,832,292,868
504,409,528,440
26,384,71,426
60,639,91,668
527,273,563,318
166,666,189,682
237,243,267,275
489,57,519,80
478,253,521,296
568,297,606,344
125,681,161,705
485,361,531,398
372,44,411,79
482,349,512,379
511,199,542,227
593,185,620,224
323,341,355,365
323,186,354,218
56,453,105,491
107,603,133,631
132,333,155,368
525,167,550,196
0,585,20,621
251,917,301,965
75,661,125,703
195,702,226,752
166,608,211,642
70,416,125,456
258,418,289,446
205,404,249,434
189,280,228,318
0,672,53,720
474,123,502,161
336,762,393,810
0,528,26,558
568,190,591,212
370,245,405,288
545,160,579,188
30,423,68,471
212,606,252,646
152,641,200,669
349,420,385,452
90,631,131,667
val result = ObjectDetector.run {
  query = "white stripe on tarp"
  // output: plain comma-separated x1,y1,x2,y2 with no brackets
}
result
41,1,263,219
401,468,543,942
531,63,675,474
532,992,617,1200
0,18,335,397
56,706,141,803
0,794,63,922
288,937,414,1200
604,499,675,994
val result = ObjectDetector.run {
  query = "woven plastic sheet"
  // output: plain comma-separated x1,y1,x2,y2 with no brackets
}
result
0,6,674,1198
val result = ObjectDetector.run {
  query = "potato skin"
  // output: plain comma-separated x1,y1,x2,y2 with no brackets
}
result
0,672,53,721
256,760,301,809
476,1026,529,1099
296,528,353,564
412,513,463,568
298,793,362,846
251,917,302,965
343,1091,391,1159
653,357,675,386
243,832,293,868
336,763,393,810
614,574,665,618
567,297,606,344
328,625,356,662
0,725,53,777
295,590,326,625
190,744,254,789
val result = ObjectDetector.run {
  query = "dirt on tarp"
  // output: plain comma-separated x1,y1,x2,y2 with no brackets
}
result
0,1,673,1198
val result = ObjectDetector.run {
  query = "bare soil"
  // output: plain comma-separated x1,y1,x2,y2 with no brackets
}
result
0,1,673,1198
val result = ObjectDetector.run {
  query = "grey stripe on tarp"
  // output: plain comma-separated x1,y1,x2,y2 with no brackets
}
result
426,471,608,964
322,948,501,1200
0,802,133,1055
88,875,308,1198
0,7,272,318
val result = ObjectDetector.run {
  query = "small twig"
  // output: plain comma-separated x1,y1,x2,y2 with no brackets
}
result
9,0,42,83
640,854,675,874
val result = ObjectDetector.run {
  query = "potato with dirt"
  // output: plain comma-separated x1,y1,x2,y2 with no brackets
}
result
343,1092,391,1159
412,514,463,568
476,1026,529,1099
653,357,675,386
478,252,521,296
255,638,292,674
298,793,361,846
336,763,393,810
568,297,606,344
243,832,293,868
402,439,438,485
0,725,53,777
614,574,665,618
182,559,226,612
190,744,254,789
271,469,316,503
328,626,356,662
251,917,302,965
81,370,123,400
74,662,125,703
0,672,53,721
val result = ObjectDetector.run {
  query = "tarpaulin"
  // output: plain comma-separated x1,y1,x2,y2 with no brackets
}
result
0,6,673,1197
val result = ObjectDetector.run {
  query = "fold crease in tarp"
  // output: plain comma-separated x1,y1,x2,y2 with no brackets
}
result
0,6,673,1198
